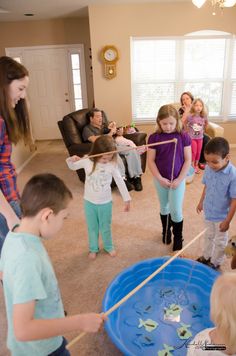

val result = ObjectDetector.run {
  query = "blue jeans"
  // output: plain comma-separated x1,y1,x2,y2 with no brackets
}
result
0,200,21,254
48,338,70,356
154,179,186,222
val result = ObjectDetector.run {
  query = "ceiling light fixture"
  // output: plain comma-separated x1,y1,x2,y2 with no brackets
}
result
192,0,236,15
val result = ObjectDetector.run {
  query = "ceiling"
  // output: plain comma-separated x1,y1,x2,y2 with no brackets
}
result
0,0,189,22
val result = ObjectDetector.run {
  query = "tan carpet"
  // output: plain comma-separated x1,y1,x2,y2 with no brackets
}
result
0,140,235,356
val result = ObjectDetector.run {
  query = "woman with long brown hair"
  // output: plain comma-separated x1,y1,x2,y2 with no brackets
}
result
0,56,31,253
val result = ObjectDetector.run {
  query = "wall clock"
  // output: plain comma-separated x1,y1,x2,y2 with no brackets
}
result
101,45,119,79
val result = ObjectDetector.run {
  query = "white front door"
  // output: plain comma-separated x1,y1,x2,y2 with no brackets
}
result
23,47,71,140
6,45,88,140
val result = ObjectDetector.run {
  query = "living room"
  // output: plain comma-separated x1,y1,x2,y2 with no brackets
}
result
0,1,236,170
1,1,236,355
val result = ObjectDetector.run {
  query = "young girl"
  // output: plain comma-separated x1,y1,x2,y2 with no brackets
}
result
66,135,131,259
187,272,236,355
147,104,191,251
186,98,208,174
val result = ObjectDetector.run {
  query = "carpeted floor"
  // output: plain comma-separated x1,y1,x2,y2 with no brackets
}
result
0,140,235,356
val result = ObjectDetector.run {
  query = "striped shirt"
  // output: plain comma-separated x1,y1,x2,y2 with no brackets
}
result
0,117,20,202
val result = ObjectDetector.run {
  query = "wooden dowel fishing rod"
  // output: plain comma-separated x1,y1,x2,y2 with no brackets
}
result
68,138,177,161
66,228,206,350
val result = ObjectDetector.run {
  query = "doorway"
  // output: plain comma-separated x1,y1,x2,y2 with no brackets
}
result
6,45,88,140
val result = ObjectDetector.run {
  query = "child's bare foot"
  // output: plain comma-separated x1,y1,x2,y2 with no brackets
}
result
108,250,117,257
88,252,97,260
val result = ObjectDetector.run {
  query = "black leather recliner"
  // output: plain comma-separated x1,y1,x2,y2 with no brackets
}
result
58,108,147,182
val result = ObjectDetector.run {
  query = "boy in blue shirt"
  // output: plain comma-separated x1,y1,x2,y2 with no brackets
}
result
196,137,236,270
0,173,105,356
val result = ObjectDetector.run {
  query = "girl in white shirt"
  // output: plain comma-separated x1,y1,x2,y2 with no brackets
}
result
66,135,131,259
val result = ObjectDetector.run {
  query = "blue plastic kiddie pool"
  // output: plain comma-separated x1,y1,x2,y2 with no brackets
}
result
102,257,219,356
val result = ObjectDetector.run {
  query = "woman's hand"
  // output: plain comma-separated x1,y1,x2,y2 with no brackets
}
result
108,121,117,135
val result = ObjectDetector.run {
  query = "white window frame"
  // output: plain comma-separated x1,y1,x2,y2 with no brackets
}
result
131,32,236,124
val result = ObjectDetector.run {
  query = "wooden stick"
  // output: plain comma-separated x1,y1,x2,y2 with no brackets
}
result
66,228,206,350
69,138,177,161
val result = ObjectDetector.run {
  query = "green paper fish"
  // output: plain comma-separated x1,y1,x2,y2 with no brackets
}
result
138,318,158,332
158,343,174,356
164,303,183,318
177,323,192,340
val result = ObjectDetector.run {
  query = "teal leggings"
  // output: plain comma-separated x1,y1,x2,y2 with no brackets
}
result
154,179,186,222
84,200,114,253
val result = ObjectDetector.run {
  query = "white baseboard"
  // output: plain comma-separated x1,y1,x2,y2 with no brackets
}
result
16,151,37,174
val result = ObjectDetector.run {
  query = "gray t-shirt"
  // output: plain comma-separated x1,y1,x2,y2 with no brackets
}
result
82,124,102,142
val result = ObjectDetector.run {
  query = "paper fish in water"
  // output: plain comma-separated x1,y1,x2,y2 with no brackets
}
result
164,304,183,322
177,323,192,340
160,287,175,298
133,301,154,315
188,303,203,318
158,343,174,356
175,287,189,306
138,318,158,332
158,287,189,306
133,333,155,349
124,316,139,327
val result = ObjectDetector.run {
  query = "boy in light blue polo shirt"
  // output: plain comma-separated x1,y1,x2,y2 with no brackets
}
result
196,137,236,269
0,173,105,356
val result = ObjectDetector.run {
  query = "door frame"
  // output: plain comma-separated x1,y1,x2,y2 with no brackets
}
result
6,44,88,112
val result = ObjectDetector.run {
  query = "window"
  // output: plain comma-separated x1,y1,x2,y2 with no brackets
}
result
70,53,83,111
67,46,88,111
131,32,236,123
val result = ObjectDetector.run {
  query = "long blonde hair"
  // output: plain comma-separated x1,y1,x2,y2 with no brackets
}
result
88,135,117,174
156,104,182,133
210,272,236,352
189,98,207,118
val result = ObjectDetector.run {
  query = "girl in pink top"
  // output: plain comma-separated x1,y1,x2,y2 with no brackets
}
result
186,98,208,174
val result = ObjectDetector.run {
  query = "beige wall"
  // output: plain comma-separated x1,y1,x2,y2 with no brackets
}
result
0,18,93,106
0,17,92,167
2,2,236,170
88,2,236,144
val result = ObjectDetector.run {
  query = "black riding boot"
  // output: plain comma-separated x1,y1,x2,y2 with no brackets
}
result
172,220,183,251
160,214,172,245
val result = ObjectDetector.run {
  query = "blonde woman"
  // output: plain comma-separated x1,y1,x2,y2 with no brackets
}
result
187,272,236,355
